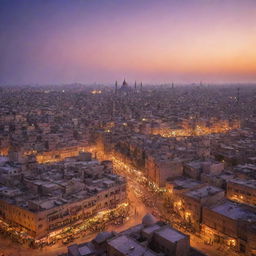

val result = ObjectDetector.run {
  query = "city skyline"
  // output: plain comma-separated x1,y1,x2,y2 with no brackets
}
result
0,0,256,85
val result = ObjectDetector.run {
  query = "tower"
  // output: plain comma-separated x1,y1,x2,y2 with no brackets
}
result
112,98,116,119
140,82,143,91
115,81,118,94
236,87,240,103
134,81,137,90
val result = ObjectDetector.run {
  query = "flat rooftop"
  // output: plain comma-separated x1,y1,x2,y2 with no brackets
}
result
235,164,256,171
142,224,161,236
186,185,223,200
185,161,202,169
0,158,126,212
108,235,157,256
229,179,256,189
211,200,256,221
168,177,201,190
155,226,187,243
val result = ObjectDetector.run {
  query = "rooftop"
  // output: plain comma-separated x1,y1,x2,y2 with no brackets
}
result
107,235,157,256
168,177,201,190
229,178,256,189
186,185,223,200
0,156,126,212
211,200,256,221
155,226,187,243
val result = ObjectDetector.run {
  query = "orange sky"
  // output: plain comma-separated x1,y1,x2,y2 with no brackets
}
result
1,0,256,84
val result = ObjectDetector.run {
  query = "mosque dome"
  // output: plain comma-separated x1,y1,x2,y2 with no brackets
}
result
142,213,157,227
93,231,113,244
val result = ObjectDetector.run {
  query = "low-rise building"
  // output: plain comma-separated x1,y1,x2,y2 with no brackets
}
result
184,160,224,180
0,154,127,239
166,177,203,202
174,185,225,232
227,179,256,206
146,157,183,187
202,200,256,255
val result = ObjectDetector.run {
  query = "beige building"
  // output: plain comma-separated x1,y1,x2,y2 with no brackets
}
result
145,156,183,187
202,200,256,255
173,185,225,232
227,179,256,206
184,160,224,180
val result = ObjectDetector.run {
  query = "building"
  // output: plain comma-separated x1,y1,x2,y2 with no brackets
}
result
202,200,256,255
118,80,132,95
146,156,183,187
64,214,205,256
227,178,256,206
166,177,203,211
184,160,224,180
173,185,225,232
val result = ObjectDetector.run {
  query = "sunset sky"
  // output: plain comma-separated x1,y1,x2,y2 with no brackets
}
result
0,0,256,85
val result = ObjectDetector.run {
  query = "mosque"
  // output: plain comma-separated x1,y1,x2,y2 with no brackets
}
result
115,79,142,94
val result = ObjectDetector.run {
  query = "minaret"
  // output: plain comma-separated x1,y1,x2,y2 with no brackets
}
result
236,87,242,123
115,81,118,94
172,82,174,89
112,99,116,119
140,82,143,91
237,87,240,103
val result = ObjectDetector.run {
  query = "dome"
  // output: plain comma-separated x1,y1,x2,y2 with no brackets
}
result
122,79,128,86
93,231,113,244
142,213,157,227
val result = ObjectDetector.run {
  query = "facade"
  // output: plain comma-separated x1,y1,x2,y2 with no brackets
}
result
227,179,256,206
145,157,183,187
202,200,256,255
173,185,225,232
184,160,224,180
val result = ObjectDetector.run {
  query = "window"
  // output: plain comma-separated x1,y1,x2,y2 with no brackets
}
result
240,244,245,253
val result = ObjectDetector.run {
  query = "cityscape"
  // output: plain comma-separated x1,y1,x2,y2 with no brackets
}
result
0,1,256,256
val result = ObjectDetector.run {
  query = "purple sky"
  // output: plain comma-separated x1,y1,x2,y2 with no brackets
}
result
0,0,256,85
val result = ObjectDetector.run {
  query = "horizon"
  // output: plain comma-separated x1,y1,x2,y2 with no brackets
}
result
2,81,256,88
